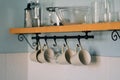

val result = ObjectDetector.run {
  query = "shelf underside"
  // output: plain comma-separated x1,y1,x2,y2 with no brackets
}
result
10,22,120,34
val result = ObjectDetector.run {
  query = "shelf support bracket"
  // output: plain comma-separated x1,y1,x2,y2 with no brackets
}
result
18,34,36,49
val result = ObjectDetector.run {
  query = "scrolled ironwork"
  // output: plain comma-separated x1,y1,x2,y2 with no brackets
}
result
18,34,25,41
18,34,36,49
111,30,120,41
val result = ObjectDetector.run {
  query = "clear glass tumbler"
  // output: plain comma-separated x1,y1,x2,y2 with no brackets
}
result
40,0,54,26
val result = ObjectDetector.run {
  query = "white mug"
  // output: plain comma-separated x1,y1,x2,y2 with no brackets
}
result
79,49,91,65
44,47,56,63
30,45,46,63
37,46,47,63
30,50,38,62
70,53,83,65
57,45,76,64
70,45,82,65
70,45,91,65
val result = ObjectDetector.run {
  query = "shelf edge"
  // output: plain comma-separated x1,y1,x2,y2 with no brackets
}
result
10,22,120,34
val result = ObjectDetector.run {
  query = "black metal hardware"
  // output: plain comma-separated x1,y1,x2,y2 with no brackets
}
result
18,32,94,50
111,30,120,41
77,35,82,48
64,35,68,47
35,34,40,50
32,34,94,40
32,33,94,48
44,36,49,47
18,34,38,49
53,36,57,46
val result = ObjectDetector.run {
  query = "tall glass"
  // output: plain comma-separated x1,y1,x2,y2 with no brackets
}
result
103,0,115,22
32,0,41,27
91,0,116,23
91,0,102,23
40,0,54,26
114,0,120,21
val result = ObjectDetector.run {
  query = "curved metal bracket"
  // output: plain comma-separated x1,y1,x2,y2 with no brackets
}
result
111,30,120,41
18,34,36,49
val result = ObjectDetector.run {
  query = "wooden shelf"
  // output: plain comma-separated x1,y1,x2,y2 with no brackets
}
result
10,22,120,34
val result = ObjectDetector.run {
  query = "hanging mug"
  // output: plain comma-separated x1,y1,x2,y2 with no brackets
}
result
30,50,39,62
70,44,83,65
57,44,76,64
37,44,47,63
71,39,91,65
43,44,56,63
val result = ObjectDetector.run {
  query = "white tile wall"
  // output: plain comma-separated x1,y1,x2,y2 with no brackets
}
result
28,53,120,80
0,53,28,80
1,53,120,80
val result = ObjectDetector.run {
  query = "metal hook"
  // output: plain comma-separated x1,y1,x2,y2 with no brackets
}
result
78,35,81,45
64,35,69,48
85,31,89,39
77,35,83,49
53,36,57,46
44,36,48,47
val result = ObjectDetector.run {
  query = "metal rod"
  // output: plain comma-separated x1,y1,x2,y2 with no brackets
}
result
18,33,94,50
32,35,94,40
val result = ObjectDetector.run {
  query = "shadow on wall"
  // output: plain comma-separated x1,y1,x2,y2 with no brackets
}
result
89,46,101,66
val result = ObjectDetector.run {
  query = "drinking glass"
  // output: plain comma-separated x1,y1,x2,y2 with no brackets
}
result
41,0,54,26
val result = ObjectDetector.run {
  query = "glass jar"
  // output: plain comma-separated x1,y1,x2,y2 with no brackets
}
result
40,0,54,26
